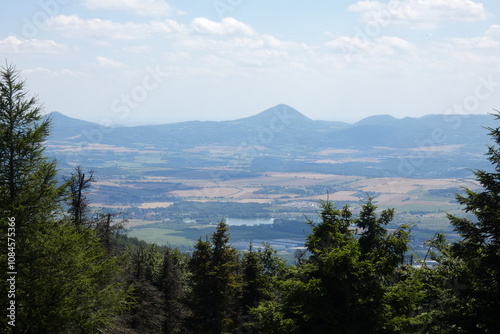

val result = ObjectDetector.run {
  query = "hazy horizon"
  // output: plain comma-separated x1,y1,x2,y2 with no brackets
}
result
46,103,494,127
3,1,500,126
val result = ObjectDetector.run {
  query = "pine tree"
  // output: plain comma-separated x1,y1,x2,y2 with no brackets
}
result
0,62,61,332
0,63,130,333
0,64,60,220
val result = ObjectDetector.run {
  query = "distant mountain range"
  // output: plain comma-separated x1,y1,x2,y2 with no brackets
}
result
46,104,496,152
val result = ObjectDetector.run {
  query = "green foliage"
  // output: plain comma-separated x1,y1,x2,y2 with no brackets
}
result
250,297,301,334
356,198,410,278
161,248,188,334
436,112,500,333
254,199,412,334
241,243,266,310
131,243,164,282
186,220,241,334
18,223,131,333
0,64,59,214
110,240,168,333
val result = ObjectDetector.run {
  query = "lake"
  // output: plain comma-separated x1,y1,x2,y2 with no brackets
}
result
225,218,274,226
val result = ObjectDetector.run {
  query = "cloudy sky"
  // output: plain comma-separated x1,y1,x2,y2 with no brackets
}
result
1,0,500,125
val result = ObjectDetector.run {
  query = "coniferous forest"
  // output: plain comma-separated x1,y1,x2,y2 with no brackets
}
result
1,64,500,333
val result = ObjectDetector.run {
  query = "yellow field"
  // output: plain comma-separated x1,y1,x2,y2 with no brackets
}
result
314,158,382,164
408,144,463,152
139,202,174,209
356,177,478,194
318,149,359,155
88,169,480,214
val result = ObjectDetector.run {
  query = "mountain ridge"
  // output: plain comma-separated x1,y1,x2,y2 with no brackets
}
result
45,104,495,151
46,105,492,130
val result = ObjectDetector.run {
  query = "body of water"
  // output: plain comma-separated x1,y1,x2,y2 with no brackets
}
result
225,218,274,226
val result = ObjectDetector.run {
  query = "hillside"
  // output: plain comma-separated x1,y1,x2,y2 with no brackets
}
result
43,105,496,183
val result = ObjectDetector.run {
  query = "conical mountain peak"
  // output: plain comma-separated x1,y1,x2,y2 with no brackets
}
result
233,104,313,126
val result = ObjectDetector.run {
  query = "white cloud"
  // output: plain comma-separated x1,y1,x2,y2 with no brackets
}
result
179,37,253,50
447,24,500,49
44,15,185,39
220,48,289,67
349,0,488,29
93,56,127,69
0,36,66,54
321,35,420,73
163,51,191,61
326,35,414,55
122,45,152,54
44,16,256,41
260,35,310,50
191,17,255,36
176,33,311,71
23,67,85,77
435,24,500,69
326,36,371,54
486,24,500,40
83,0,174,17
179,34,308,52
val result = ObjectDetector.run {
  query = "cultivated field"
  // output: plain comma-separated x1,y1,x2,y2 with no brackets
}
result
46,137,485,251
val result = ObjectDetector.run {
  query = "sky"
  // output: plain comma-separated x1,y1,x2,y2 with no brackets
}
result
1,0,500,126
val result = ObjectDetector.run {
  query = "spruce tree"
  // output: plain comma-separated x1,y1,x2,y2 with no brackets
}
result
186,220,241,334
271,199,410,334
210,219,241,332
444,112,500,332
241,243,266,312
239,242,287,333
186,237,214,333
161,248,187,334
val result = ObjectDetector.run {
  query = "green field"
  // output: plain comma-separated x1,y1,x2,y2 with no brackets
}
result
126,228,195,247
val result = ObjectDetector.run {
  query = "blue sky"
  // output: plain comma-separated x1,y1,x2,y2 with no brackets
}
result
1,0,500,125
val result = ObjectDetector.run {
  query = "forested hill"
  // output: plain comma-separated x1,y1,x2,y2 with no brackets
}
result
46,104,495,151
